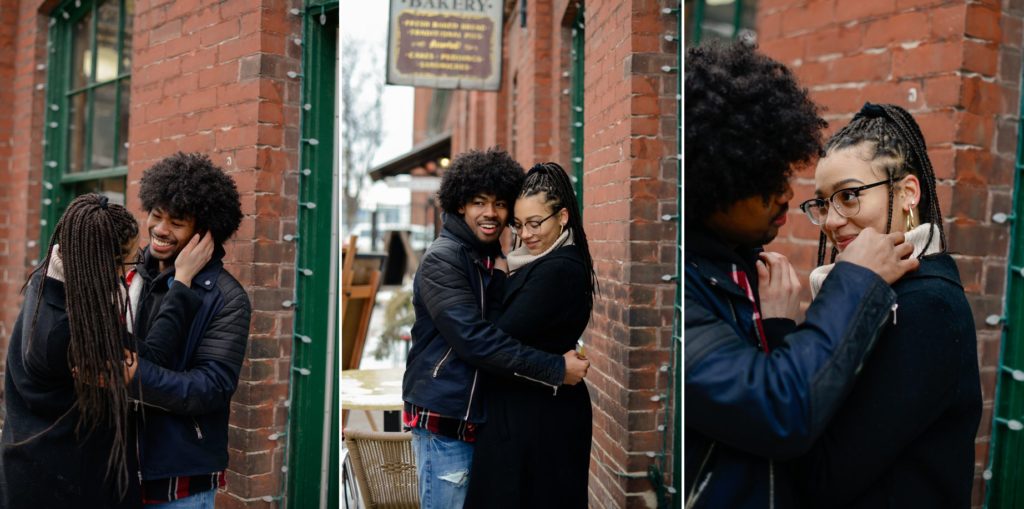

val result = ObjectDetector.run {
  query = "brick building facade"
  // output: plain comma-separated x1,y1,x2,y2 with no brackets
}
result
395,1,682,507
0,0,339,507
692,0,1024,505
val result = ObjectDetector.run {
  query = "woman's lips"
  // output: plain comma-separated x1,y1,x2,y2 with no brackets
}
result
836,235,856,250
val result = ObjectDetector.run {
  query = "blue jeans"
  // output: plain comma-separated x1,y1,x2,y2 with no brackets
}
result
410,427,474,509
145,489,216,509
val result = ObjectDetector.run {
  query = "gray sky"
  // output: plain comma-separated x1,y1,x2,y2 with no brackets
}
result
340,0,414,166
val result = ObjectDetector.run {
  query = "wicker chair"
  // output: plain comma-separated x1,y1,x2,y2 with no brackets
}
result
344,429,420,508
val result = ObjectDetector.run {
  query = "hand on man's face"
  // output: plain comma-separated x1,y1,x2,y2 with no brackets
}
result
146,208,198,269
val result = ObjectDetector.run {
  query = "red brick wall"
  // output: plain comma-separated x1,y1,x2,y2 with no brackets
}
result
757,1,1018,505
583,1,678,506
130,2,303,506
1,1,303,507
417,1,679,505
0,0,51,388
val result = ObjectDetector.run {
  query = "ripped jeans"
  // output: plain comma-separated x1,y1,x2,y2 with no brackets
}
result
410,427,474,509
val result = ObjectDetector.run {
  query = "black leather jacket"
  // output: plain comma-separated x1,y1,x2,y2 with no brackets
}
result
132,246,251,480
401,215,565,423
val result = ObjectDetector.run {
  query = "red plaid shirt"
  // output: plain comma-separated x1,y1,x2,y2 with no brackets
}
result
403,402,477,442
142,472,225,504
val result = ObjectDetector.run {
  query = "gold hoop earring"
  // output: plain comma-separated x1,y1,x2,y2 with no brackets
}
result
905,206,916,231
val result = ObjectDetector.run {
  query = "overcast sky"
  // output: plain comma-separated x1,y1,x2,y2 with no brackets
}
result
340,0,415,167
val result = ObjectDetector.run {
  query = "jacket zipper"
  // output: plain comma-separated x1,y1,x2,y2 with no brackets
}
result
432,347,454,378
513,372,560,395
891,302,899,325
685,442,716,509
463,369,479,420
192,418,204,440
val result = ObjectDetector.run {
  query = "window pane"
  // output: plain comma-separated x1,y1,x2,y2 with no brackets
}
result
122,0,134,73
68,92,88,173
91,82,117,169
117,79,130,166
71,9,94,89
71,177,126,205
96,0,120,83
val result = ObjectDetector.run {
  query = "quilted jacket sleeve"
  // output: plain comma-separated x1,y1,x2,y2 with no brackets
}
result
134,279,251,416
418,242,565,387
685,262,897,459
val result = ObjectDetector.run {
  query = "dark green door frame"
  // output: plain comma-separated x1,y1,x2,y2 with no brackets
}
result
286,2,339,508
570,7,584,210
984,57,1024,508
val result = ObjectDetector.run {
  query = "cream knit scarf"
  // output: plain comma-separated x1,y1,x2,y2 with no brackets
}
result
507,228,574,273
809,222,942,298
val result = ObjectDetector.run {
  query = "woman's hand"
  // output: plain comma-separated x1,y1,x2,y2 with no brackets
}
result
174,232,214,287
123,349,138,384
756,251,803,321
494,257,509,273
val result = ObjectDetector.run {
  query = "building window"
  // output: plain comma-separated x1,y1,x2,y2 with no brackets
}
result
685,0,756,46
43,0,133,241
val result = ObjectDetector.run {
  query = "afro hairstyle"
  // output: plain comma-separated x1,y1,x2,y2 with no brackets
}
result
436,147,525,218
138,152,243,245
685,41,826,226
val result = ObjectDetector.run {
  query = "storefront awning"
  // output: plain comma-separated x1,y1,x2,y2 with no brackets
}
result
368,133,451,181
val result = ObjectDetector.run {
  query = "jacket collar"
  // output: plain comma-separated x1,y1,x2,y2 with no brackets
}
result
686,227,763,299
440,213,504,266
137,243,225,292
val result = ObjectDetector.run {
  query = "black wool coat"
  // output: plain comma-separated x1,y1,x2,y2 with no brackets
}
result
0,273,201,509
465,244,593,509
794,253,982,508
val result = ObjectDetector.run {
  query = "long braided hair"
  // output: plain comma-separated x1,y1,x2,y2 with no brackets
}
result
26,193,139,496
519,163,599,305
815,102,946,266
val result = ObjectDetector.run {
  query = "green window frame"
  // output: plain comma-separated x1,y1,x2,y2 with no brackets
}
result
685,0,755,47
42,0,134,244
570,7,585,212
286,2,339,507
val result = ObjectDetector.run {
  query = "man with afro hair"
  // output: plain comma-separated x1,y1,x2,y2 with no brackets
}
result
684,42,920,507
128,152,250,508
401,147,590,508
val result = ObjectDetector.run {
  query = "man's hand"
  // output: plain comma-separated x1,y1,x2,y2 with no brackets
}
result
756,251,803,321
562,350,590,385
836,227,919,284
174,232,214,287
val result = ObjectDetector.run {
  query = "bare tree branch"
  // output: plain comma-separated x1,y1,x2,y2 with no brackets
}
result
341,37,384,231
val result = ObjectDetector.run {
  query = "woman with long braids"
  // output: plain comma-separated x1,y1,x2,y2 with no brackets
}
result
463,162,596,508
0,193,212,508
790,103,982,507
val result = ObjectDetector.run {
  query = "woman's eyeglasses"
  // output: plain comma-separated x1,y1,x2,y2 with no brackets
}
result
120,247,144,267
798,180,889,225
509,209,562,237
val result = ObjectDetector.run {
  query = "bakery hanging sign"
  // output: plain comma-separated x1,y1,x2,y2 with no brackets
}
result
386,0,504,91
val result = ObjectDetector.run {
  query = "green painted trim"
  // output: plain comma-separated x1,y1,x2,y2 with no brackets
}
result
41,0,131,247
732,0,744,37
58,165,127,183
692,0,704,45
672,5,683,505
286,4,339,508
984,56,1024,509
571,7,584,210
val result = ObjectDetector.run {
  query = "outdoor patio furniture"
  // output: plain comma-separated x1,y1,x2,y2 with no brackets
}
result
343,429,419,508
